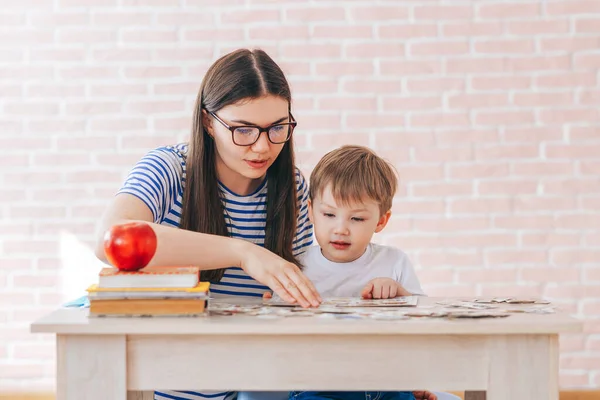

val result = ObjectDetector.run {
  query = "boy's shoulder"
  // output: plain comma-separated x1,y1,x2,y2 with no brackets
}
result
368,243,413,271
370,242,409,259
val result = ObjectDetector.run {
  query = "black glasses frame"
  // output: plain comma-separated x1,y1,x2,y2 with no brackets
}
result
207,110,297,146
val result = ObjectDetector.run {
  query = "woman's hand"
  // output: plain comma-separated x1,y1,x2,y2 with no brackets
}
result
238,241,321,308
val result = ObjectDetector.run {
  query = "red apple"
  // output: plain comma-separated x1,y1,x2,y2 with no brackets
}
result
103,222,157,271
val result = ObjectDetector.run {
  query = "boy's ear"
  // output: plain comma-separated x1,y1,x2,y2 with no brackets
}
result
201,109,214,137
374,210,392,233
307,199,313,222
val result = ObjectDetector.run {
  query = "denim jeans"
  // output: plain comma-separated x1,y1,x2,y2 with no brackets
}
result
238,391,461,400
288,391,415,400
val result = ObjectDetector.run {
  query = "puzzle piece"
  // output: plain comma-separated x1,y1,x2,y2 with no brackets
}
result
472,297,550,304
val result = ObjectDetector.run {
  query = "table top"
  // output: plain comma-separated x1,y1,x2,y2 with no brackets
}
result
30,296,582,336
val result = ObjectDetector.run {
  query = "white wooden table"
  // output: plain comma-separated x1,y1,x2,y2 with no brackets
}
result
30,297,581,400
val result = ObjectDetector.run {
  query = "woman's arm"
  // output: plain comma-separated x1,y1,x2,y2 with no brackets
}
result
95,193,321,307
95,193,244,268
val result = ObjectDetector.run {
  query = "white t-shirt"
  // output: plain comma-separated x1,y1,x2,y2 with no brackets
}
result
299,243,425,297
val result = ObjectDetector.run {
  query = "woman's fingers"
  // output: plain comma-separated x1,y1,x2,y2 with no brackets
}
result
285,267,321,307
240,246,321,307
305,275,322,303
279,273,313,308
293,264,321,302
268,279,297,305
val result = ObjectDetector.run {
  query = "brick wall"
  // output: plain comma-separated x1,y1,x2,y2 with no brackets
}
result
1,0,599,391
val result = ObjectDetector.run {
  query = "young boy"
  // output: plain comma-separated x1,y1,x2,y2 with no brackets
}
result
288,145,434,400
240,146,439,400
301,144,424,300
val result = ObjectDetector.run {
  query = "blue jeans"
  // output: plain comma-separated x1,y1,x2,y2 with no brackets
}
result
239,392,461,400
289,392,415,400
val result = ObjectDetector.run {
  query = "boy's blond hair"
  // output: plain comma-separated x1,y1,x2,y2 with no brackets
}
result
309,145,398,215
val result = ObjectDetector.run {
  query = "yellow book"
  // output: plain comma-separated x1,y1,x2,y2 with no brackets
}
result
87,282,210,300
89,298,207,317
87,282,210,293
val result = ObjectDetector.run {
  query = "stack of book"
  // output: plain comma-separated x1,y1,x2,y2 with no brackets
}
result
87,266,209,317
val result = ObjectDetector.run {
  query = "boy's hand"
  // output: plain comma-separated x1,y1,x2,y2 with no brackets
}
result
361,278,411,299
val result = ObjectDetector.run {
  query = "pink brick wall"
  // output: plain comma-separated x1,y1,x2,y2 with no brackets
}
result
1,0,599,392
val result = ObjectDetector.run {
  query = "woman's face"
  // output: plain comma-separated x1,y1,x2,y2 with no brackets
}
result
204,95,290,195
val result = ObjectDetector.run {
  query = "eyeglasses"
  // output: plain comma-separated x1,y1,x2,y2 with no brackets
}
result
207,110,297,146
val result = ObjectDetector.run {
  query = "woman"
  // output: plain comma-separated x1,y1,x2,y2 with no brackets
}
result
96,48,321,400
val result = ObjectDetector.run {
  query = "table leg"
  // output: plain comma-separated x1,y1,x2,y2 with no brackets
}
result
56,334,127,400
127,391,154,400
486,334,559,400
464,391,485,400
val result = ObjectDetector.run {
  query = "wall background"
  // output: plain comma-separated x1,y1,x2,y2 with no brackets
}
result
1,0,599,391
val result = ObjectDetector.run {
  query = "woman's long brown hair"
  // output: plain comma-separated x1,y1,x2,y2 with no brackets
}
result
180,49,299,283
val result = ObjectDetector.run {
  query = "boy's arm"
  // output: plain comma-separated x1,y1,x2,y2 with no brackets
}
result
361,278,412,299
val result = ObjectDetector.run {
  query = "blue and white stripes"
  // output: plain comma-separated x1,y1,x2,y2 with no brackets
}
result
118,143,313,400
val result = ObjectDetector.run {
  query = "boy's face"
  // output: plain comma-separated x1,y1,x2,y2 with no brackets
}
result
309,185,391,263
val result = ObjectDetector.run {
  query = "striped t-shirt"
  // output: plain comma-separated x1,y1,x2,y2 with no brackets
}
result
118,143,313,400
